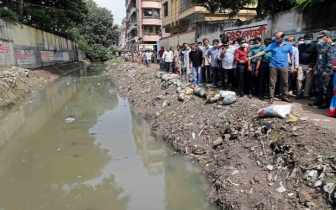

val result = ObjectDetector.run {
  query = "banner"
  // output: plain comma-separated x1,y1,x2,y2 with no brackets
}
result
63,52,69,61
15,50,28,65
44,38,48,50
225,25,267,41
54,52,63,61
41,51,54,62
26,50,36,64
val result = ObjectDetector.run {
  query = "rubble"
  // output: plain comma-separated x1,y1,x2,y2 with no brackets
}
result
110,62,336,210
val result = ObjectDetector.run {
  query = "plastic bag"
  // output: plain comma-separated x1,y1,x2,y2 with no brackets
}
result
258,104,292,119
223,96,237,105
219,90,236,98
178,92,185,101
208,94,220,103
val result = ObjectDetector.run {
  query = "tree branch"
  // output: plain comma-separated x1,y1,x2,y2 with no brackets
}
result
241,7,257,10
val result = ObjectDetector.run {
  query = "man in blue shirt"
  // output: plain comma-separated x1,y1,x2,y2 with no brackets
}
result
206,39,220,88
248,32,295,104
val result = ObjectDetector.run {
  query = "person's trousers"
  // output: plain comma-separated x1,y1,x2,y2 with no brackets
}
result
297,64,314,97
203,65,211,83
147,59,151,67
192,66,202,85
279,66,294,96
159,58,164,70
211,66,219,87
221,68,235,90
247,62,258,94
269,66,289,99
315,74,333,100
259,63,269,98
236,64,246,95
165,62,172,72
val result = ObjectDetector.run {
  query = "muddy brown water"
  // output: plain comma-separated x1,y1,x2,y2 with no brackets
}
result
0,64,216,210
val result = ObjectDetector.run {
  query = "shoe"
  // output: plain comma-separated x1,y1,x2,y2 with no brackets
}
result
240,93,244,97
259,96,265,101
281,98,293,103
318,103,329,109
248,94,252,99
268,99,274,104
278,95,282,99
308,99,323,106
295,94,303,99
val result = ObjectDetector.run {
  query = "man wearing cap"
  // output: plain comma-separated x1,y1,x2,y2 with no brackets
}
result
309,30,336,109
247,32,295,104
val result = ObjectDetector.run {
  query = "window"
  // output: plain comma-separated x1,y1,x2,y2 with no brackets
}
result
142,26,161,35
163,3,168,17
143,9,153,17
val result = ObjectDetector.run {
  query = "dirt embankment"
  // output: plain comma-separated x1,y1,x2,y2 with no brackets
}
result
110,62,336,210
0,61,89,117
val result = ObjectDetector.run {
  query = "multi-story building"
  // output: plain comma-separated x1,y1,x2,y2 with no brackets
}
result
125,0,162,51
160,1,257,47
118,18,127,49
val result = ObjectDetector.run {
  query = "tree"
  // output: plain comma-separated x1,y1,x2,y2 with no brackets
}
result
295,0,336,19
193,0,296,18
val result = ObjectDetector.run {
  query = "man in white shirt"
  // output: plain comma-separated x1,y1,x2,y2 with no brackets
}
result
162,46,174,73
145,50,153,67
179,43,192,80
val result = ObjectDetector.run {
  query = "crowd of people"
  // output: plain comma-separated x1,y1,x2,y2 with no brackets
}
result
124,50,158,68
124,30,336,117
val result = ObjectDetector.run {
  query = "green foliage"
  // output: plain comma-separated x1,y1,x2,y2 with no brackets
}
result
295,0,336,19
0,7,21,26
193,0,296,18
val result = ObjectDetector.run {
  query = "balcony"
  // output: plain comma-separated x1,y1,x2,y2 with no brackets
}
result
141,1,161,9
142,34,161,42
142,18,161,25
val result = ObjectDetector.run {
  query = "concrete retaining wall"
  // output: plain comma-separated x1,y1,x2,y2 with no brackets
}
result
0,18,83,69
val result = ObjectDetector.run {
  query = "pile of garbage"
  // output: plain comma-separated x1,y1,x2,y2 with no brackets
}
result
111,63,336,209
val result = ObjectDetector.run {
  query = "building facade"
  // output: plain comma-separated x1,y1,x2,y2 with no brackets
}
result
160,1,257,47
125,0,162,51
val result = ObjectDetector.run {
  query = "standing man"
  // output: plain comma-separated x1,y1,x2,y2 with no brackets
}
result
235,37,250,97
296,33,318,99
309,30,336,109
247,37,263,99
145,50,153,68
207,39,220,88
278,36,299,97
174,45,181,73
189,43,203,86
256,38,273,101
171,47,175,73
158,46,165,71
162,46,174,73
217,37,238,90
248,32,295,104
180,43,192,80
202,38,212,84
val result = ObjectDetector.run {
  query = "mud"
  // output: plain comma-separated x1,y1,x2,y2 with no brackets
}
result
0,61,88,117
109,62,336,210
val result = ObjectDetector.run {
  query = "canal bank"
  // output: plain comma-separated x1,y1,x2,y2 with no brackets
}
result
0,63,216,209
0,61,89,117
110,62,336,209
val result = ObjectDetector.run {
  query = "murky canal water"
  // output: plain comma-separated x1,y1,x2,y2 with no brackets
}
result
0,64,216,210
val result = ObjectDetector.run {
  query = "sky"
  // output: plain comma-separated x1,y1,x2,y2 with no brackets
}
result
94,0,126,25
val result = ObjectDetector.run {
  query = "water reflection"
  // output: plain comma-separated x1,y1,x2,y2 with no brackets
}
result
0,66,215,210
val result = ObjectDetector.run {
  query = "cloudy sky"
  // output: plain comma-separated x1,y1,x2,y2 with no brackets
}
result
94,0,126,25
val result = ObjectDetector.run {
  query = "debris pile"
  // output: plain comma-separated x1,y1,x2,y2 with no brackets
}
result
110,63,336,209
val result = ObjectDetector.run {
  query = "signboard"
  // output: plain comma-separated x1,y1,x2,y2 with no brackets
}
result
15,50,27,65
54,53,63,61
49,44,54,51
63,52,69,61
44,38,48,50
225,25,267,41
41,51,54,62
26,50,36,64
3,42,12,65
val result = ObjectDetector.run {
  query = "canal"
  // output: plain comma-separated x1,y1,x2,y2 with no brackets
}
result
0,64,216,210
